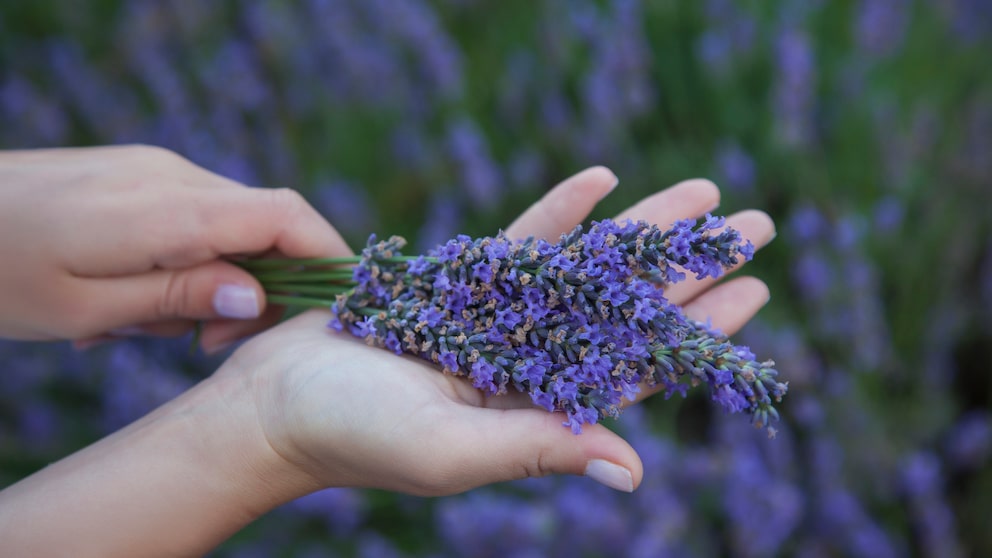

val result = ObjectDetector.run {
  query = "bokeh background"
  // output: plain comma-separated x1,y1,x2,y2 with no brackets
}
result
2,0,991,556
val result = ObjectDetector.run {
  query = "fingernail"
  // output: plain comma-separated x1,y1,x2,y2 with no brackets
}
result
213,284,260,319
584,459,633,492
598,172,620,201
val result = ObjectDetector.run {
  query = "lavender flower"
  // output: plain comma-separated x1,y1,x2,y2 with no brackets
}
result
854,0,911,59
772,27,816,148
248,217,784,435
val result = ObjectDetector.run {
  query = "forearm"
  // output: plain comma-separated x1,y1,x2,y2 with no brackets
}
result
0,369,320,558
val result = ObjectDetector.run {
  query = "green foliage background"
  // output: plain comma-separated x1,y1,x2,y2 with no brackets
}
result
2,1,991,556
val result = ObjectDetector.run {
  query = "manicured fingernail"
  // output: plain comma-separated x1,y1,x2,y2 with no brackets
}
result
599,172,620,201
584,459,633,492
213,284,260,319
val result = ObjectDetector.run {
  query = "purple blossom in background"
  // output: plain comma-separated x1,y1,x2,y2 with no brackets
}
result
538,88,575,139
872,195,905,234
717,417,804,557
497,50,537,129
303,0,462,110
550,482,632,555
282,488,368,536
243,3,321,116
436,492,553,557
772,27,816,148
945,0,992,43
391,124,437,172
15,401,62,454
446,117,504,207
304,0,404,107
46,40,143,143
956,102,992,183
313,179,380,237
416,194,462,253
100,344,193,432
366,0,464,100
787,203,828,243
739,320,820,389
697,0,758,77
872,103,939,186
855,0,911,58
814,461,902,557
0,76,68,147
793,251,833,302
507,147,546,192
355,532,408,558
786,204,892,372
899,452,964,558
198,40,270,111
982,238,992,321
577,0,655,144
944,411,992,470
696,31,735,77
715,140,757,192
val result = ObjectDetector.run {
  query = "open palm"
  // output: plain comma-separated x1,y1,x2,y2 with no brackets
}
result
223,167,776,495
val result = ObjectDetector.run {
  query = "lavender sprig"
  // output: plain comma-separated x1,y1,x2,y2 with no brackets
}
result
240,217,786,435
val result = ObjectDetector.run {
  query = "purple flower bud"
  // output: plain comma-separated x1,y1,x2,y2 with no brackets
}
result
321,217,780,434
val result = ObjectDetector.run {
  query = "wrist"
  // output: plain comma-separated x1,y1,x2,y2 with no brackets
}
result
0,356,323,557
181,361,326,518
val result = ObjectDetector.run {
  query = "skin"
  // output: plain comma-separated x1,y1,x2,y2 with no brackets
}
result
0,153,775,557
0,145,349,351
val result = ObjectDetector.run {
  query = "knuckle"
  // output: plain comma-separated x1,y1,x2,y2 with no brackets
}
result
522,451,553,481
266,187,308,216
157,272,190,318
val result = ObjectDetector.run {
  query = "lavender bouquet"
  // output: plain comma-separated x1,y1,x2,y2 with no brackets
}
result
240,216,787,435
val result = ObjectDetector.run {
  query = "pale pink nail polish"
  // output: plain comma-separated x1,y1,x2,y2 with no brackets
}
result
584,459,634,492
213,285,260,319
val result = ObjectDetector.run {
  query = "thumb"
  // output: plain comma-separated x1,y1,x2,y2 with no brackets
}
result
79,260,267,331
439,407,644,494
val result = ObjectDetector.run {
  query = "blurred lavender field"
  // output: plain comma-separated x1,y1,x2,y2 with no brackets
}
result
2,0,992,556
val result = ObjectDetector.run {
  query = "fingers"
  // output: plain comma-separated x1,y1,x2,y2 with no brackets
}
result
65,181,348,342
174,186,352,266
614,178,720,226
74,259,267,337
664,209,777,305
681,276,770,334
504,166,618,241
430,407,643,495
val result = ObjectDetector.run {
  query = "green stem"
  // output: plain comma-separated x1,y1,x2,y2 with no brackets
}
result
265,294,338,309
235,256,362,270
236,255,438,270
254,270,356,283
263,283,354,297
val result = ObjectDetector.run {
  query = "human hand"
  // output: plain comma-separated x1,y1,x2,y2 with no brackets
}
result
0,145,348,351
0,167,775,557
222,166,776,497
